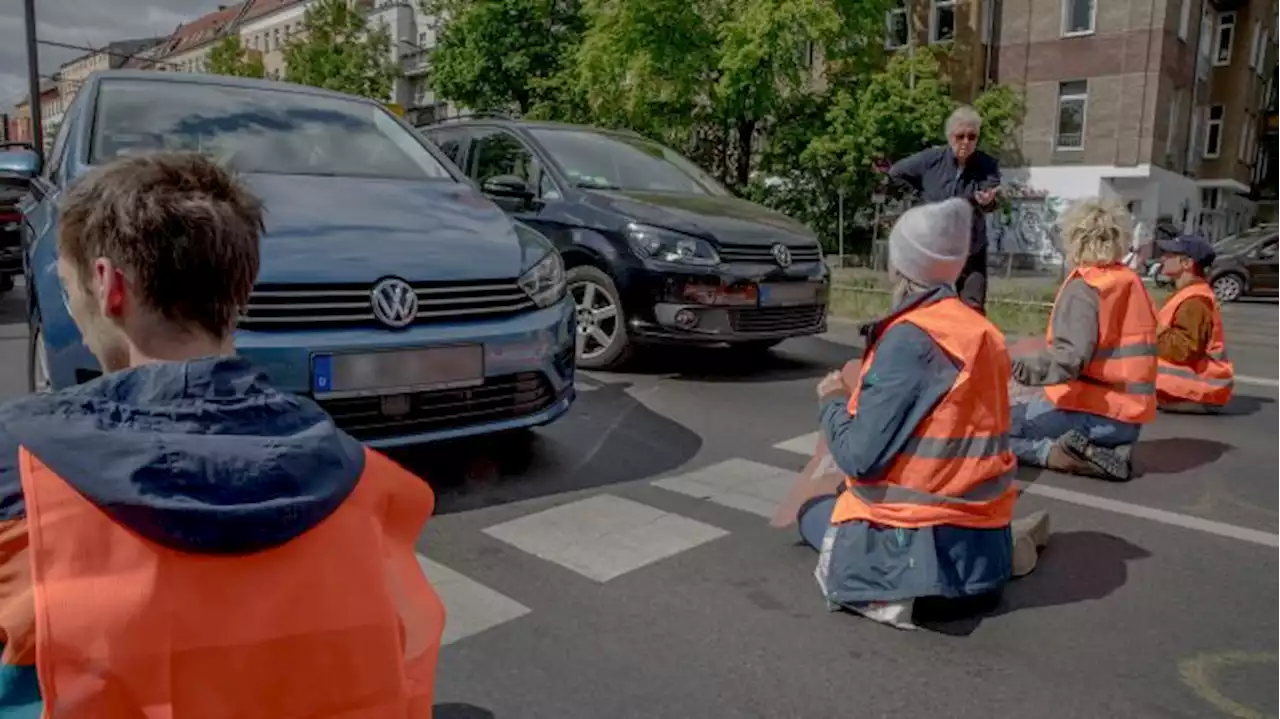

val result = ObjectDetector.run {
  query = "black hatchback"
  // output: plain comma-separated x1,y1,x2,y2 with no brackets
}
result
420,118,829,370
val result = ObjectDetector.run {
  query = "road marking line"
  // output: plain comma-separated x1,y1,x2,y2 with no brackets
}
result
1235,374,1279,388
771,432,1279,548
653,458,797,518
416,555,531,646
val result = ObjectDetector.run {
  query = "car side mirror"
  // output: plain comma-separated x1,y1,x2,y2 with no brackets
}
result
0,146,41,183
482,174,534,199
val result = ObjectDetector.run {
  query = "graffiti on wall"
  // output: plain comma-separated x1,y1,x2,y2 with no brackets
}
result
987,185,1066,266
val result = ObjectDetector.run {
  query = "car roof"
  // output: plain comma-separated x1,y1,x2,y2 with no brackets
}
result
422,116,644,139
85,69,377,105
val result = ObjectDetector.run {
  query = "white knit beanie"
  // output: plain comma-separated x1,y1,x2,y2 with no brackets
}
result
888,198,972,286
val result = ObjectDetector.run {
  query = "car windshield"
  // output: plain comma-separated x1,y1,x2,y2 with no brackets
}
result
529,128,729,196
1214,226,1277,253
90,79,453,181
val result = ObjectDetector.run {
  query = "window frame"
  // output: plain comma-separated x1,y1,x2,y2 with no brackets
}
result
1061,0,1096,37
1177,0,1191,41
465,127,559,199
884,3,909,50
1054,79,1089,152
1249,20,1261,68
1237,115,1252,162
1213,11,1236,66
1203,105,1224,158
929,0,956,44
1166,89,1182,157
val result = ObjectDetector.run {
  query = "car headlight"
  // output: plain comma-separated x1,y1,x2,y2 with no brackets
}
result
625,223,720,266
519,250,566,308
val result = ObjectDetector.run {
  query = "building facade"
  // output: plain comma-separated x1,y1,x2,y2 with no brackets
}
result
57,38,164,108
8,81,63,149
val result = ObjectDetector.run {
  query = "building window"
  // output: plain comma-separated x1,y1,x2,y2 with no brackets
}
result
930,0,955,43
1177,0,1191,41
1055,80,1088,150
1214,12,1235,66
1166,89,1182,157
1062,0,1095,36
886,2,909,49
1204,105,1224,158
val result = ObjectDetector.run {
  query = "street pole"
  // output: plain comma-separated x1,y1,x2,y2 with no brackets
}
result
23,0,44,160
837,188,845,268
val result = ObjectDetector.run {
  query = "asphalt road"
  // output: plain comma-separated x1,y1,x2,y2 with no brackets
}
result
0,284,1276,719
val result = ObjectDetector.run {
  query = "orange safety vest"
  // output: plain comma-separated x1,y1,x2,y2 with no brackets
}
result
1043,265,1158,424
830,297,1018,530
1156,281,1234,405
17,446,445,718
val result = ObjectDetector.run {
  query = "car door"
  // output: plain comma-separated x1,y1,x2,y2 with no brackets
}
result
1246,236,1279,294
23,112,75,304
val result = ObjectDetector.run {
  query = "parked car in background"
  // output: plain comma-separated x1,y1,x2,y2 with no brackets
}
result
1209,225,1279,302
0,71,575,447
420,116,829,370
0,142,32,296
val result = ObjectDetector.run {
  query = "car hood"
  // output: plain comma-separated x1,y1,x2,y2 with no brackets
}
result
243,174,523,284
582,189,815,245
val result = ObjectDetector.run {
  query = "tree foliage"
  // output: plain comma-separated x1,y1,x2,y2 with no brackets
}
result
283,0,398,100
206,36,266,79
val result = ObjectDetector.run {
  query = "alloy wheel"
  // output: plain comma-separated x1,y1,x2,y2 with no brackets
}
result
571,280,620,361
1212,275,1243,303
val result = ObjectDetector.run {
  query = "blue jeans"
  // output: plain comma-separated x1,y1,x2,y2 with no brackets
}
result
798,495,838,550
1009,391,1141,466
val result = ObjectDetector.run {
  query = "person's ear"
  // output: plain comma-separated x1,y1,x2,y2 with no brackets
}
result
94,259,129,319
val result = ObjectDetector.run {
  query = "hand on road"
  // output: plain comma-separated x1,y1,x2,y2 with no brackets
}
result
816,371,846,399
974,188,998,206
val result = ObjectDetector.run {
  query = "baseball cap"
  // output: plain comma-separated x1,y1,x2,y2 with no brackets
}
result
1157,233,1216,268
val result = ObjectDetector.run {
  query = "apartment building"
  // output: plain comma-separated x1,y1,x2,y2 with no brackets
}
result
8,81,63,148
368,0,455,122
238,0,310,79
56,38,166,107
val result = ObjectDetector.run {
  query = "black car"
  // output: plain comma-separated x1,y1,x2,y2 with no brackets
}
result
0,142,31,295
1208,225,1279,302
420,117,829,370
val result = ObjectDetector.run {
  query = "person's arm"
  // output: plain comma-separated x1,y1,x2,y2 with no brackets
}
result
972,153,1001,212
886,148,933,195
817,323,960,479
1157,296,1215,364
1012,278,1100,386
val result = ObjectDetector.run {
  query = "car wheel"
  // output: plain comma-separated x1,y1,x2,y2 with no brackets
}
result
1211,273,1245,303
568,265,632,370
28,313,52,394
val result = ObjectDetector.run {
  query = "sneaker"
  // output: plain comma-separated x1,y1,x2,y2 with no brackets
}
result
1012,510,1051,549
1045,437,1107,479
1011,532,1038,578
849,600,917,630
1059,430,1133,481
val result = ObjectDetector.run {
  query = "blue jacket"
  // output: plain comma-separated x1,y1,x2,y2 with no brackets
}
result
813,286,1012,605
0,357,365,716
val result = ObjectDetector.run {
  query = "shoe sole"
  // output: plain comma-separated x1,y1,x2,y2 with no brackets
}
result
1060,431,1131,482
1013,510,1051,549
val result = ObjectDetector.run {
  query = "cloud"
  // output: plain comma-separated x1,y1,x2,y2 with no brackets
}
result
0,0,211,112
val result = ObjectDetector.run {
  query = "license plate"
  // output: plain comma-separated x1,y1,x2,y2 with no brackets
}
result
312,345,484,397
759,282,821,307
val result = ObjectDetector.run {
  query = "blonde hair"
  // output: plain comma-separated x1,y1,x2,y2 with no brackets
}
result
1059,199,1131,267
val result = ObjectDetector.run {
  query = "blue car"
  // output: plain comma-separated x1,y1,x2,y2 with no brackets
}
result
5,71,575,447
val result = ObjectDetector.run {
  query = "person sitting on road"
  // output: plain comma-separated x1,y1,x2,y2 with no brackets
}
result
1153,233,1234,412
1009,199,1158,482
796,198,1049,631
0,153,445,716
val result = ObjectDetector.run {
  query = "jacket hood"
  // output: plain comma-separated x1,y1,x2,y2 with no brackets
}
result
0,357,365,554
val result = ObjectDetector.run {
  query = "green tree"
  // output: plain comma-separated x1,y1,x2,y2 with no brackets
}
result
205,36,266,79
283,0,398,100
423,0,585,116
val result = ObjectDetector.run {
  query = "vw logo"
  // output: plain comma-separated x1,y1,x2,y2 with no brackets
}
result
771,243,793,267
371,278,418,328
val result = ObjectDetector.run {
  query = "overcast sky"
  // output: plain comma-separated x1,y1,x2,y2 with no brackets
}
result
0,0,213,113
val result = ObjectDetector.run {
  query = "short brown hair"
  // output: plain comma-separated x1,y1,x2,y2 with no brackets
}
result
59,152,263,338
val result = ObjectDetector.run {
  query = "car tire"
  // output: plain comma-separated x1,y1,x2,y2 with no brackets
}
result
28,312,52,394
568,265,632,371
1211,273,1245,303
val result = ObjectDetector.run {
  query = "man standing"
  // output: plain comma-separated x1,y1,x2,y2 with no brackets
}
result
887,105,1001,312
1154,233,1234,412
0,153,444,716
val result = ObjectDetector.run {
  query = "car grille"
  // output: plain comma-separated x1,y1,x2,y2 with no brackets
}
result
717,242,822,265
240,280,536,329
317,372,556,441
729,305,826,333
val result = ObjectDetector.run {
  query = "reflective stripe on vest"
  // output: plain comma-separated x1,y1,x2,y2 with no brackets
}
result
1044,265,1159,423
830,297,1019,530
1155,281,1235,405
17,446,445,718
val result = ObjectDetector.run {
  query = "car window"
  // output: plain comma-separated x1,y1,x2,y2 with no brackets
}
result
1215,226,1277,253
470,129,548,195
528,128,730,196
90,79,453,181
425,128,467,166
43,109,76,183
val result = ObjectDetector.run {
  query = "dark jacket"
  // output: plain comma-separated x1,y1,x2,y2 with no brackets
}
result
0,357,366,715
888,145,1001,255
813,286,1012,605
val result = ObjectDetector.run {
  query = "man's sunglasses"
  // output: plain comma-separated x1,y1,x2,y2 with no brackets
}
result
952,132,979,141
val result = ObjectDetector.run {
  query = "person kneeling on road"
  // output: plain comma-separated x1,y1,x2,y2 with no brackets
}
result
1153,233,1234,413
0,153,444,717
1009,200,1158,482
796,198,1049,631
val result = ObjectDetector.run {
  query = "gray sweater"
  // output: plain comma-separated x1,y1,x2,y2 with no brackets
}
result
1011,277,1100,386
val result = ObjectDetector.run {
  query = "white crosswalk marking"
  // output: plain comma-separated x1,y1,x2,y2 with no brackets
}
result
652,459,797,518
482,494,728,582
416,555,531,646
772,432,819,457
